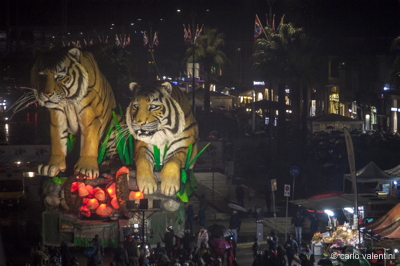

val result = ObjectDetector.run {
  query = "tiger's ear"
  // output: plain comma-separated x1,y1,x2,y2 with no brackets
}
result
68,48,82,62
161,81,173,94
129,82,140,94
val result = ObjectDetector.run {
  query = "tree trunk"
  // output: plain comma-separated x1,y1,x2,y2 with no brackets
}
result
277,83,286,159
203,71,211,113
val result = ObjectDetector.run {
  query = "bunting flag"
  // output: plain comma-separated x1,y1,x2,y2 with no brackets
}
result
187,26,192,41
115,35,121,46
89,39,94,45
62,41,66,47
98,36,102,43
71,41,76,47
194,24,204,42
153,32,159,47
254,14,264,40
67,41,71,46
76,40,82,48
83,39,87,47
122,34,127,47
183,24,191,43
271,14,276,33
276,14,285,33
143,31,149,47
125,34,131,47
105,36,108,44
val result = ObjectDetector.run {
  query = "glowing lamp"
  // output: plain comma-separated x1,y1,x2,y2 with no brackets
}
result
115,166,129,178
111,197,120,209
78,182,89,197
80,205,91,217
96,204,112,217
87,198,99,209
107,183,116,198
129,190,144,201
71,182,80,192
94,187,106,201
86,185,94,195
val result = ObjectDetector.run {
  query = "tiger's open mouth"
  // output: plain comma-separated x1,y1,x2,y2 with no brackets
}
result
136,129,158,137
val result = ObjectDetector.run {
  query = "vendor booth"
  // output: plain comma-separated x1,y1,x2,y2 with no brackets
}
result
343,161,400,195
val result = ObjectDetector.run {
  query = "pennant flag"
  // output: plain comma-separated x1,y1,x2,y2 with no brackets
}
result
71,41,76,47
266,14,270,28
187,26,192,41
115,35,121,46
123,34,127,47
153,32,159,47
194,24,204,42
254,15,264,40
143,31,149,47
67,41,71,46
62,41,66,47
183,24,189,43
83,39,87,47
98,36,102,43
276,14,285,33
125,34,131,47
76,40,82,48
271,14,276,33
105,36,108,44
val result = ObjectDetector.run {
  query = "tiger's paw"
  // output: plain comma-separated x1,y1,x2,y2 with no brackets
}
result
74,156,99,179
137,175,158,194
160,165,180,196
38,155,66,177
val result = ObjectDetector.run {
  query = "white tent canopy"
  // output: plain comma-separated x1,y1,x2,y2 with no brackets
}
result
384,164,400,177
344,161,400,184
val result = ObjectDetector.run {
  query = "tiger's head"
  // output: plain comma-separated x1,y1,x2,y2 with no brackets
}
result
31,48,88,108
126,81,186,146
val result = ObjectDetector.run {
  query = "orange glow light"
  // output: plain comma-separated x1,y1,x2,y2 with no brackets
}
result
107,183,116,198
128,190,144,200
111,197,120,209
96,204,112,217
71,182,80,192
87,198,99,209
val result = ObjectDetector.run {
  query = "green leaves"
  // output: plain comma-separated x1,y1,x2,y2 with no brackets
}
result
51,176,68,184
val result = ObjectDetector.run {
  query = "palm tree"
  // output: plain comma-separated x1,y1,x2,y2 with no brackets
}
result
253,23,325,153
185,27,229,113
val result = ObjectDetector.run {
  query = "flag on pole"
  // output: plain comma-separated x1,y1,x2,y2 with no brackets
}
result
187,26,192,41
276,14,285,33
98,36,102,43
125,34,131,47
183,24,189,43
83,39,87,47
76,40,82,48
105,36,108,44
153,32,159,47
89,39,94,45
194,24,204,42
271,14,276,33
115,35,121,46
143,31,149,47
254,15,263,40
122,34,127,47
62,41,66,47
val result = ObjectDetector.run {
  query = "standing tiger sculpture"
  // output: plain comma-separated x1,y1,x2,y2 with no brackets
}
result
30,48,117,179
126,81,199,196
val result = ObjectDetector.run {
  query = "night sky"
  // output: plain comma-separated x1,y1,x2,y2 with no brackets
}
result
1,0,399,46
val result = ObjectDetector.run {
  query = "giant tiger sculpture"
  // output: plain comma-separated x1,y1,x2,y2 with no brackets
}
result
30,48,117,179
126,81,199,196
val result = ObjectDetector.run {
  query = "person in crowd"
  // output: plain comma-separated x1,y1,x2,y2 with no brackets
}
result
196,242,208,260
285,235,299,266
113,242,129,266
182,230,194,256
196,228,209,252
277,245,286,266
186,205,194,233
309,212,319,239
235,185,245,207
216,257,223,266
202,248,213,265
161,225,175,259
67,256,79,266
198,195,208,227
177,244,188,265
229,210,241,243
252,238,260,260
226,241,235,266
252,254,263,266
263,250,271,266
291,211,304,244
60,241,70,266
90,234,104,266
124,235,140,266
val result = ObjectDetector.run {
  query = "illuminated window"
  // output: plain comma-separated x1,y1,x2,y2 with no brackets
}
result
257,92,263,101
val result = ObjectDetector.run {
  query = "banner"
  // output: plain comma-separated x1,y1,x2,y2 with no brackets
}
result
344,127,358,226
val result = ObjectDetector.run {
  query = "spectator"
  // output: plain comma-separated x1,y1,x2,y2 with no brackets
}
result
113,242,129,266
277,245,286,266
176,244,188,265
161,226,175,259
291,211,304,244
124,236,140,266
198,195,207,227
251,238,260,260
60,241,71,266
229,210,241,243
196,228,209,252
186,205,194,233
252,254,263,266
309,213,319,239
235,185,245,207
285,235,299,266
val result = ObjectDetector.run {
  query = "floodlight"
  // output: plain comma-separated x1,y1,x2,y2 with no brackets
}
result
324,210,334,217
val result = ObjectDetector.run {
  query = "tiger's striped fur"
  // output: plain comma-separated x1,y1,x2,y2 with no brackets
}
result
31,48,117,179
126,81,199,196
